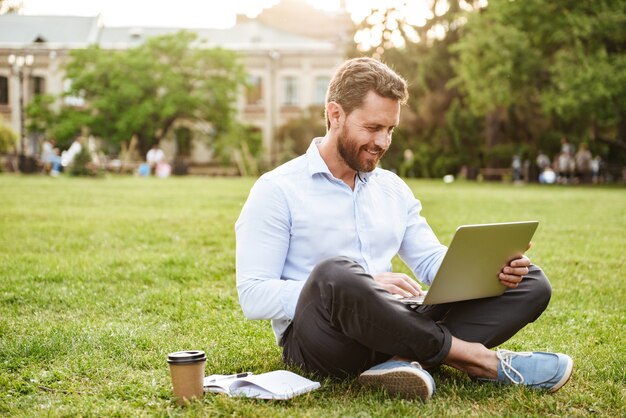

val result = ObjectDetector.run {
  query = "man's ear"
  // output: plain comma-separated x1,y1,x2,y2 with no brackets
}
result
326,101,344,129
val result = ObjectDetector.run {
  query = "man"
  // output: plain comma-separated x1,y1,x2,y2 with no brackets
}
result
41,138,62,175
575,143,593,184
61,136,84,168
235,58,573,401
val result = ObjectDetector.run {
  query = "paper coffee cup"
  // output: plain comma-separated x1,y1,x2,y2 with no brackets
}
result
167,350,206,404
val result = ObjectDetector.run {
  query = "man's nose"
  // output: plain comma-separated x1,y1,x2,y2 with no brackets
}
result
373,131,391,149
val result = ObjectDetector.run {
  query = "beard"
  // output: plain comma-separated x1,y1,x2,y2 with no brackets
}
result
337,125,387,173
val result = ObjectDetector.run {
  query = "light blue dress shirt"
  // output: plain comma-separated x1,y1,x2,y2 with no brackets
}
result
235,139,447,344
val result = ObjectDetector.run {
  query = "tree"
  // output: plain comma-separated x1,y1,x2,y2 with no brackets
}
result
25,94,100,150
276,105,326,163
452,0,626,158
64,31,247,156
0,0,21,14
352,1,486,176
353,1,626,175
25,94,55,136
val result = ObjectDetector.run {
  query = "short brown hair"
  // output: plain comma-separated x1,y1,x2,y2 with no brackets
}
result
325,57,408,129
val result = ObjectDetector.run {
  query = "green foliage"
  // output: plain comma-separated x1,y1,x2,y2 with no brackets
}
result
356,2,491,175
64,31,247,156
450,17,541,116
354,1,626,174
25,94,56,135
276,106,326,163
212,123,264,175
24,95,93,149
49,108,93,150
0,117,17,154
0,176,624,416
68,147,97,177
452,0,626,152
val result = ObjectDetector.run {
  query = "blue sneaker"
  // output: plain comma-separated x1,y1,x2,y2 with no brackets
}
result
485,349,574,392
359,360,435,401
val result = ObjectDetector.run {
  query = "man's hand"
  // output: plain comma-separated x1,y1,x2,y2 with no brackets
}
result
373,272,424,297
499,255,531,289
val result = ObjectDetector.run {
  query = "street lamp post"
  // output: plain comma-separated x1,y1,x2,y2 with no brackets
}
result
8,53,34,171
268,50,280,167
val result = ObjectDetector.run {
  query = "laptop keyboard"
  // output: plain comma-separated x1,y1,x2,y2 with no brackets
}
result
395,292,428,304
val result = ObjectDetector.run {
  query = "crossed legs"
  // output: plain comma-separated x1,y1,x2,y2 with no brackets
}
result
282,256,552,378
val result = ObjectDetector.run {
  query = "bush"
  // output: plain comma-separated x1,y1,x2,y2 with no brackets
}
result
0,118,18,154
276,106,326,163
69,147,98,177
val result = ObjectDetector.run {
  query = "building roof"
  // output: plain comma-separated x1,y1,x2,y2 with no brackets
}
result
0,14,336,53
0,14,101,47
100,21,336,52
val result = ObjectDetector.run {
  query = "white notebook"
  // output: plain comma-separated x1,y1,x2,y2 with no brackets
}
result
203,370,320,400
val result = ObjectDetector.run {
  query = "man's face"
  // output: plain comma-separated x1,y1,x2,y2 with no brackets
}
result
336,91,400,173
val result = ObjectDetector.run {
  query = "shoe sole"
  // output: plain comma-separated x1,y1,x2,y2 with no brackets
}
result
549,355,574,393
359,367,434,401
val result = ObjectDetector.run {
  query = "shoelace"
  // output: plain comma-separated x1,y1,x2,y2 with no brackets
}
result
496,349,533,385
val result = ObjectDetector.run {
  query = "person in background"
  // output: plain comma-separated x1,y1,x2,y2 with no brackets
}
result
536,151,553,184
556,150,573,184
146,142,165,176
575,143,593,184
536,150,550,172
560,136,574,155
591,156,602,184
61,136,84,168
41,138,62,175
235,57,573,402
511,154,522,182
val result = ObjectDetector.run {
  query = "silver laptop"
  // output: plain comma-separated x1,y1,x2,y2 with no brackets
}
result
400,221,539,306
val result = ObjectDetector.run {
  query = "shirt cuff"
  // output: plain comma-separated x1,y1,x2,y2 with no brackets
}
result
279,279,307,320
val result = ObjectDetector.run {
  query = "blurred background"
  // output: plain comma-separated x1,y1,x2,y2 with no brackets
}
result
0,0,624,183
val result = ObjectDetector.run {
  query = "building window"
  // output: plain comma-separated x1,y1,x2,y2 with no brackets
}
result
313,76,330,105
246,75,263,106
31,76,46,96
282,76,298,106
175,126,192,157
0,76,7,105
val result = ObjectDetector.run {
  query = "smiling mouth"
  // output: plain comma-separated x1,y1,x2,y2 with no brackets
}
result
364,148,382,156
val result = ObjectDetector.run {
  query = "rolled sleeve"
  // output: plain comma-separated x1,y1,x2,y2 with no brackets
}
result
397,188,447,286
279,279,306,320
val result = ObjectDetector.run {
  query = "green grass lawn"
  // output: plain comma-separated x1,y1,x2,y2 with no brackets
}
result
0,175,624,416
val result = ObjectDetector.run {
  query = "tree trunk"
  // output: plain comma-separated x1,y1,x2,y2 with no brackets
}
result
484,107,506,149
483,107,508,168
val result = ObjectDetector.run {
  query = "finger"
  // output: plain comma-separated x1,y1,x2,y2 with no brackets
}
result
382,283,413,297
381,273,423,296
374,274,411,297
401,276,424,295
502,266,529,276
510,256,531,268
388,279,420,297
499,272,523,284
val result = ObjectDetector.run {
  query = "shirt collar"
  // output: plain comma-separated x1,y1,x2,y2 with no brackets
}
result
306,138,331,177
305,138,377,183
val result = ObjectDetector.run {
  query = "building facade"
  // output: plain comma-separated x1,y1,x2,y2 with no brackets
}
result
0,11,347,165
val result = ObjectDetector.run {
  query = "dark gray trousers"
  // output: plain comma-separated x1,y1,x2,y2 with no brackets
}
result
282,256,552,377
